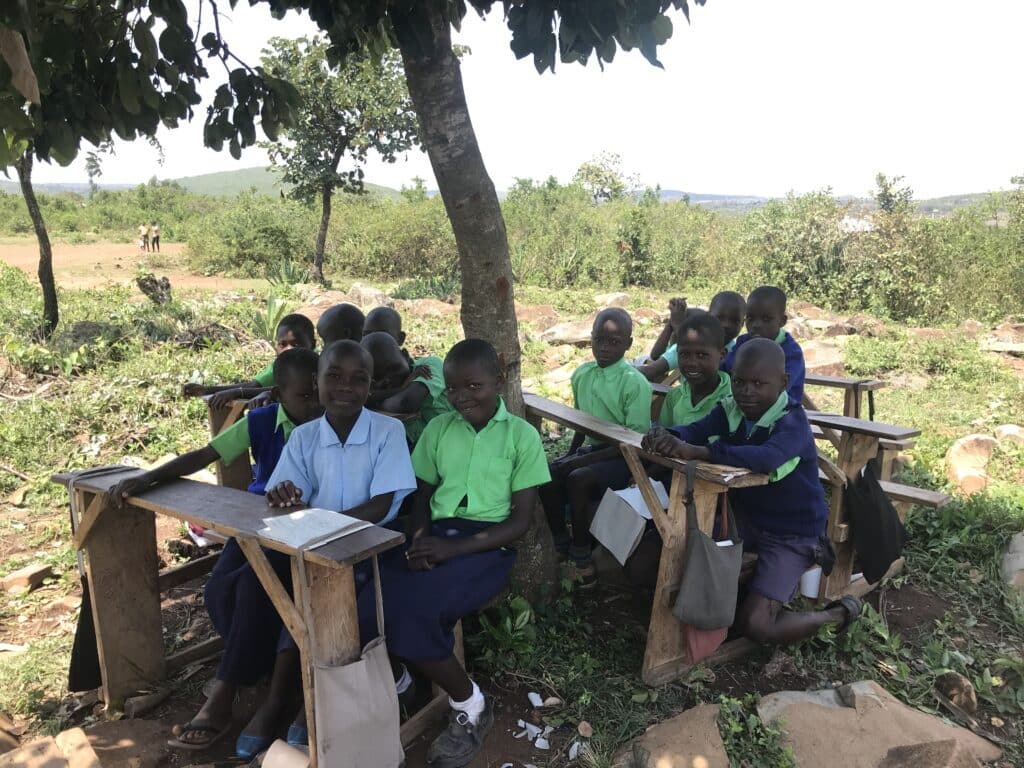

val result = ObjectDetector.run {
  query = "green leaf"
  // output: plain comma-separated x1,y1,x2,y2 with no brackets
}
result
133,22,159,66
651,14,673,45
228,136,241,159
117,64,141,115
213,85,233,109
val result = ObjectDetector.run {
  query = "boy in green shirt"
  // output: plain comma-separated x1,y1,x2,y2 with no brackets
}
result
358,339,550,768
541,308,652,585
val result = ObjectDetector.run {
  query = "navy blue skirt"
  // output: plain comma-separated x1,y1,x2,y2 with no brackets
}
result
357,519,516,662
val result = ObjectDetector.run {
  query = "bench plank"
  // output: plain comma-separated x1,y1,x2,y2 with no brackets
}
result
878,480,949,508
806,411,920,441
805,374,884,391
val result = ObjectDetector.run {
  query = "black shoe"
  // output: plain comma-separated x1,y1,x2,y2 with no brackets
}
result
426,697,494,768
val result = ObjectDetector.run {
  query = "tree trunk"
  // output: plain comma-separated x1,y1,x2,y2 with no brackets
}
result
312,181,331,284
395,7,557,600
16,152,58,338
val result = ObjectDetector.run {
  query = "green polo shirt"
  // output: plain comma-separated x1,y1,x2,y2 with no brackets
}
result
411,398,551,523
253,362,275,387
209,405,298,464
659,371,732,428
405,356,453,444
571,357,652,442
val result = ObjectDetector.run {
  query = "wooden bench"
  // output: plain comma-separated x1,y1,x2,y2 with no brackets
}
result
53,467,405,768
523,393,769,685
803,374,884,420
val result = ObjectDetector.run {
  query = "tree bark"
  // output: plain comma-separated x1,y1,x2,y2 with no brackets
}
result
16,152,58,338
394,6,557,600
313,181,331,284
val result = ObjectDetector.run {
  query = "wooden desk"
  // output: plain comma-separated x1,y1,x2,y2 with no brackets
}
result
804,374,884,420
53,467,403,768
202,396,254,491
523,393,768,685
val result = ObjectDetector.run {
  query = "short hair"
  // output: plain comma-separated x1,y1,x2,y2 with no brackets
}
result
277,313,315,346
317,303,366,344
360,330,401,358
677,310,725,349
273,348,319,387
734,337,785,374
319,339,373,374
709,290,747,315
593,307,633,337
444,338,500,376
364,306,402,335
747,286,787,314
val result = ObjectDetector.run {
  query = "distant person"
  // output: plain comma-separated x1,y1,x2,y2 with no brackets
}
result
150,222,160,252
137,223,148,253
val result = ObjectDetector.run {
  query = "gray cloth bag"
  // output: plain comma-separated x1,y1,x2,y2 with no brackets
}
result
672,462,744,630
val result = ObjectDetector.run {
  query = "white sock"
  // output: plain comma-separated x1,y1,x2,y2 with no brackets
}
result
395,664,413,695
449,681,485,724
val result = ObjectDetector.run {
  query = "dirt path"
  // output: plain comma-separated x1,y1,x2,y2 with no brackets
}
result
0,238,264,292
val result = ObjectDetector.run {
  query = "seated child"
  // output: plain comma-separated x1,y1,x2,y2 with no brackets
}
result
642,338,862,645
723,286,805,405
540,308,652,585
362,306,406,344
316,303,365,346
361,331,451,444
107,348,322,756
635,296,687,373
181,314,315,407
357,339,550,768
639,291,746,382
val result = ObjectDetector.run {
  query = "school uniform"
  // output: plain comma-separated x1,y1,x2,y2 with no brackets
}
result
658,371,732,428
668,393,827,603
253,362,275,387
661,339,737,373
723,330,806,406
404,355,453,444
204,404,298,685
357,399,551,661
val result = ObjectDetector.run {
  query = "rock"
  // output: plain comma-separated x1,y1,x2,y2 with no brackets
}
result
631,307,662,325
804,318,833,334
542,364,575,385
135,274,171,305
54,729,101,768
0,712,17,754
3,564,54,595
594,291,630,307
539,319,593,346
393,298,458,318
908,327,948,342
790,301,831,320
786,318,810,340
611,704,727,768
542,344,575,367
1002,532,1024,592
0,738,66,768
801,340,845,377
847,313,886,337
879,739,981,768
347,281,393,309
756,680,1001,767
992,321,1024,343
959,319,985,339
515,303,559,331
994,424,1024,445
945,434,997,495
823,322,858,338
935,671,977,714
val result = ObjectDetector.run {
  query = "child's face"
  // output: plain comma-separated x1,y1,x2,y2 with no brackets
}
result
709,299,745,345
276,328,314,354
363,317,406,346
370,345,411,392
744,298,786,341
676,330,724,389
443,359,503,430
590,318,632,368
318,350,371,421
275,370,323,426
731,355,788,421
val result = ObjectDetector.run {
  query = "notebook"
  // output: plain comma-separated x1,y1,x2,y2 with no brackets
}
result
589,481,670,566
258,508,372,551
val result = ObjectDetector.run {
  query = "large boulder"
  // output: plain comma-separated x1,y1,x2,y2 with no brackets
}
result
540,319,594,346
347,281,393,309
945,434,997,495
1002,532,1024,592
756,680,1001,767
801,340,845,377
612,704,727,768
994,424,1024,446
991,321,1024,343
790,301,832,320
515,303,560,331
393,298,458,318
594,291,630,308
879,740,981,768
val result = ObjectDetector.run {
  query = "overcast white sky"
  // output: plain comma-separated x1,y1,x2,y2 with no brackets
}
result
30,0,1024,198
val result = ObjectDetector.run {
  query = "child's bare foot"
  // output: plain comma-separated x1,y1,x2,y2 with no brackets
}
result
168,680,234,750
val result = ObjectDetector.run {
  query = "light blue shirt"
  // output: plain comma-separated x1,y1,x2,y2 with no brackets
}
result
266,408,416,525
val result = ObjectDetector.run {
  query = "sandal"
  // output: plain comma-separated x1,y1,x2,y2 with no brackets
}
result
167,721,232,751
235,733,275,760
825,595,863,633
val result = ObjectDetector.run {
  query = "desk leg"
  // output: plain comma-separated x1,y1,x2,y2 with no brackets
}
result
641,475,720,687
206,402,251,491
824,433,879,600
83,491,165,709
292,559,361,768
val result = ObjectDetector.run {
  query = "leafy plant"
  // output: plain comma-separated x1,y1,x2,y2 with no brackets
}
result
717,695,796,768
253,294,291,343
265,256,310,287
473,595,537,668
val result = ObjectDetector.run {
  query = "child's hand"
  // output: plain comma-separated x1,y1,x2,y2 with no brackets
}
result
181,383,206,398
405,536,457,567
406,554,434,571
247,391,273,408
266,481,304,508
209,389,243,409
643,427,686,457
408,364,432,381
105,476,151,509
668,297,688,330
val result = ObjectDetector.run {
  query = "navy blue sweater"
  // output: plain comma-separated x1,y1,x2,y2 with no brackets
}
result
669,402,827,538
723,331,806,406
246,404,288,495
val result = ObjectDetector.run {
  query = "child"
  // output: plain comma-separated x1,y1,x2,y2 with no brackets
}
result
151,221,161,252
635,296,687,373
639,291,746,382
362,306,406,345
723,286,805,405
180,314,315,407
540,308,652,585
361,331,451,443
642,338,862,645
106,349,322,755
357,339,550,768
316,303,365,346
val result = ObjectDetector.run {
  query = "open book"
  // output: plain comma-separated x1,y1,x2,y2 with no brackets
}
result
589,482,670,566
258,508,372,551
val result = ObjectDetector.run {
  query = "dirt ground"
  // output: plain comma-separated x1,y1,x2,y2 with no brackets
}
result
0,239,264,293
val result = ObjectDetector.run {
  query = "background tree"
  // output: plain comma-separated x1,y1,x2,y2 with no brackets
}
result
260,37,420,283
574,151,637,202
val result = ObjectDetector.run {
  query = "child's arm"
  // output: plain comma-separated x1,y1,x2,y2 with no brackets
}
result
340,492,396,524
704,412,805,477
106,445,220,508
368,380,430,414
182,380,263,398
637,357,671,382
208,386,272,409
648,319,675,360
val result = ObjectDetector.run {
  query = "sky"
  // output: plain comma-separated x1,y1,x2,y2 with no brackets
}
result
29,0,1024,199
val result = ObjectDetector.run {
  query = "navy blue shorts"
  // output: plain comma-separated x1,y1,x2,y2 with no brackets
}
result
738,518,818,604
357,519,515,662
